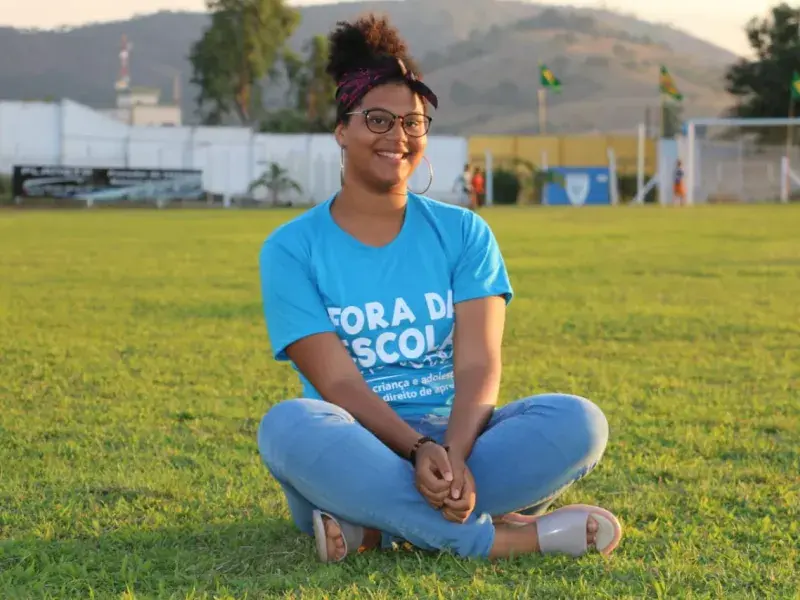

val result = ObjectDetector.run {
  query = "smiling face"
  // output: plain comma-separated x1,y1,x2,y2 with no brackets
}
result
335,82,429,193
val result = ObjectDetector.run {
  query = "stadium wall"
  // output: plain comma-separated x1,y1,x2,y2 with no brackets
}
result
0,99,468,204
468,134,657,176
0,99,663,205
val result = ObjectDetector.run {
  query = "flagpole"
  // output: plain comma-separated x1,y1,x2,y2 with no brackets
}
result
659,93,665,139
786,89,794,160
786,87,794,196
538,88,547,134
658,65,665,138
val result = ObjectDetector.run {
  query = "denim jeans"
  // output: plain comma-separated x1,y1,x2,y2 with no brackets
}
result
257,393,608,558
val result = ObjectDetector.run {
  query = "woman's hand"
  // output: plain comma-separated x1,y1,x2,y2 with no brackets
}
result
414,442,453,510
441,453,477,523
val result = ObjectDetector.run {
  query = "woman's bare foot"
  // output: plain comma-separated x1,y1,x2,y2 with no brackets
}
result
322,515,381,561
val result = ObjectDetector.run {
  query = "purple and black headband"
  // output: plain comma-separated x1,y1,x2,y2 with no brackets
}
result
334,57,439,118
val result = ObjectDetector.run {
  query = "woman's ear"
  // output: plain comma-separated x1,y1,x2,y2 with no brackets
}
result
335,122,346,148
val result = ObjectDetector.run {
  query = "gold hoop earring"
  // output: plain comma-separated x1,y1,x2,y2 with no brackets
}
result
340,147,345,187
410,156,434,196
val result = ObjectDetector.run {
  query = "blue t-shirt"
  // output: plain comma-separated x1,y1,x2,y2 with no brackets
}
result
258,192,513,418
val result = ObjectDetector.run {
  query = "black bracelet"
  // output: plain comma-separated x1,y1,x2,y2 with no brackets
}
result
408,437,451,465
408,436,436,466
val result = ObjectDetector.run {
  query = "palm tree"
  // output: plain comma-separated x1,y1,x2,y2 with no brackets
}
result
248,162,303,206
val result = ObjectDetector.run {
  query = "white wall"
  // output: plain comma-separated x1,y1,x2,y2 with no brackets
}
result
0,99,468,204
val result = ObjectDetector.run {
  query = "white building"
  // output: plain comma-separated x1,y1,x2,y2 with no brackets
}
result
100,87,182,127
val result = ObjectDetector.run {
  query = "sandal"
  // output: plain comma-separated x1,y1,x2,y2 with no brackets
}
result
311,509,365,563
498,504,622,557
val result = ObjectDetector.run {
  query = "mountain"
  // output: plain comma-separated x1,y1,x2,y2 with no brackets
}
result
0,0,740,134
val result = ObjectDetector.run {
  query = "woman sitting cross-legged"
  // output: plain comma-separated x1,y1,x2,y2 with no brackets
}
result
256,14,623,563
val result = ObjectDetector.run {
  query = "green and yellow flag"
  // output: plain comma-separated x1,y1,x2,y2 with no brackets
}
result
791,71,800,100
659,65,683,101
540,64,561,90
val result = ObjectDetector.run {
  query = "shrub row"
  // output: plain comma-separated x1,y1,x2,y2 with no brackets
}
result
491,168,656,205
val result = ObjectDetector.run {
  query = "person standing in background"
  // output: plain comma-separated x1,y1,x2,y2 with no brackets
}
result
673,159,686,206
471,167,485,208
453,164,473,209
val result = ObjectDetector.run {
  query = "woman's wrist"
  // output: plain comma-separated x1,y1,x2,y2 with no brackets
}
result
443,440,470,462
409,436,449,464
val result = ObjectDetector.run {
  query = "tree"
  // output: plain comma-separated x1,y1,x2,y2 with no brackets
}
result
261,35,337,133
304,35,337,128
189,0,300,125
725,3,800,140
248,162,303,205
281,48,307,109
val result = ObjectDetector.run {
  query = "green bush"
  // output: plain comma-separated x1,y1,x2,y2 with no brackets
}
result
492,169,521,205
617,173,657,203
0,173,12,206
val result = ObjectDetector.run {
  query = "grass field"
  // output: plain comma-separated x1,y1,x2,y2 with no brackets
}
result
1,205,798,599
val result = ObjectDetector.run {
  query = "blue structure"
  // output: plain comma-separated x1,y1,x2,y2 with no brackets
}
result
543,166,611,206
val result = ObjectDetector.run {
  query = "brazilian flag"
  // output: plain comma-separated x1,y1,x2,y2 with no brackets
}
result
791,71,800,100
540,64,561,90
659,65,683,101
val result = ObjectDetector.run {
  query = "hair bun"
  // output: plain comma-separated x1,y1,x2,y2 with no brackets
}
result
326,14,418,82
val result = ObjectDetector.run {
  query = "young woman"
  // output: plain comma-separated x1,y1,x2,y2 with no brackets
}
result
257,15,622,563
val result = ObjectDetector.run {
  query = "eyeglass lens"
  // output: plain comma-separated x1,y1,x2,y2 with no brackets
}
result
364,109,429,136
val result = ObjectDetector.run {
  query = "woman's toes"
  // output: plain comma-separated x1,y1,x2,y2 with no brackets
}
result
324,518,341,540
324,518,345,559
587,515,599,547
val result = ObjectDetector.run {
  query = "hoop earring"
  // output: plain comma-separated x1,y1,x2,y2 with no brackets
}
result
340,147,345,187
409,156,434,195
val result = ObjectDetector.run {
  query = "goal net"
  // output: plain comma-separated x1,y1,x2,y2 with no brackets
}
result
683,118,800,204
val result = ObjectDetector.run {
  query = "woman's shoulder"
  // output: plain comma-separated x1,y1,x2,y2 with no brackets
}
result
412,192,471,219
411,193,489,232
260,200,330,259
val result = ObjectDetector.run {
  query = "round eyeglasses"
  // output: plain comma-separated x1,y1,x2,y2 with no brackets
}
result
346,108,432,137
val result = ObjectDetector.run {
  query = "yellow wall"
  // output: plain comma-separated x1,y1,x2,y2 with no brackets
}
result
468,134,657,176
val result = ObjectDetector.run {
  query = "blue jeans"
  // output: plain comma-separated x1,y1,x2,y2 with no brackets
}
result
257,393,608,558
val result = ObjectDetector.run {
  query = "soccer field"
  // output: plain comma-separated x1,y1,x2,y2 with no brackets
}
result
1,205,798,599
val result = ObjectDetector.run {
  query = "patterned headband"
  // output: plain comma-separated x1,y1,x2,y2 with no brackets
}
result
335,58,439,117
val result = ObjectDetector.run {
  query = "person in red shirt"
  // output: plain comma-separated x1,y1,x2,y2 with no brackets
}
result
471,167,485,208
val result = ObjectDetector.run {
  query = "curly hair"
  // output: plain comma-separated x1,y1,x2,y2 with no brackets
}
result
326,14,420,81
326,15,424,122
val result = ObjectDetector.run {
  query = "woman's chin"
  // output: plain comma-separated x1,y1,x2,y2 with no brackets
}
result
369,172,408,191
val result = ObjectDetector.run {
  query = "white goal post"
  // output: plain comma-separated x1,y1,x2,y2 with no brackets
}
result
684,117,800,205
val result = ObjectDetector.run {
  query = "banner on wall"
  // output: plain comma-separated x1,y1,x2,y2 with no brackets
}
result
543,166,611,206
12,165,205,202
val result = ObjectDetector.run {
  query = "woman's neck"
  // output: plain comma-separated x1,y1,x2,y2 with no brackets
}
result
331,181,409,247
335,181,408,216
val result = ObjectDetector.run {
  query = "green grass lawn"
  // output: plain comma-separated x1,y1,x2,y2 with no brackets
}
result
0,205,798,599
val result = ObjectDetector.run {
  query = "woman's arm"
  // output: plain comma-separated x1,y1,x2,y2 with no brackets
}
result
260,237,427,458
286,332,423,457
289,334,455,508
444,295,507,459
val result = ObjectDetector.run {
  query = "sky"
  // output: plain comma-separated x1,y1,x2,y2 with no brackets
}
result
0,0,765,56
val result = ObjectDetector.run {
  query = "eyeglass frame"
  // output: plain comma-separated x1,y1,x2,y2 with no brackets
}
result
344,108,433,137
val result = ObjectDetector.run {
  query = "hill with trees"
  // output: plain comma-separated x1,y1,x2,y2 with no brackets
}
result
0,0,741,133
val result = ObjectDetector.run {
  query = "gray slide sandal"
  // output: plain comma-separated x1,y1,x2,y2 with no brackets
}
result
311,509,366,563
497,503,622,557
